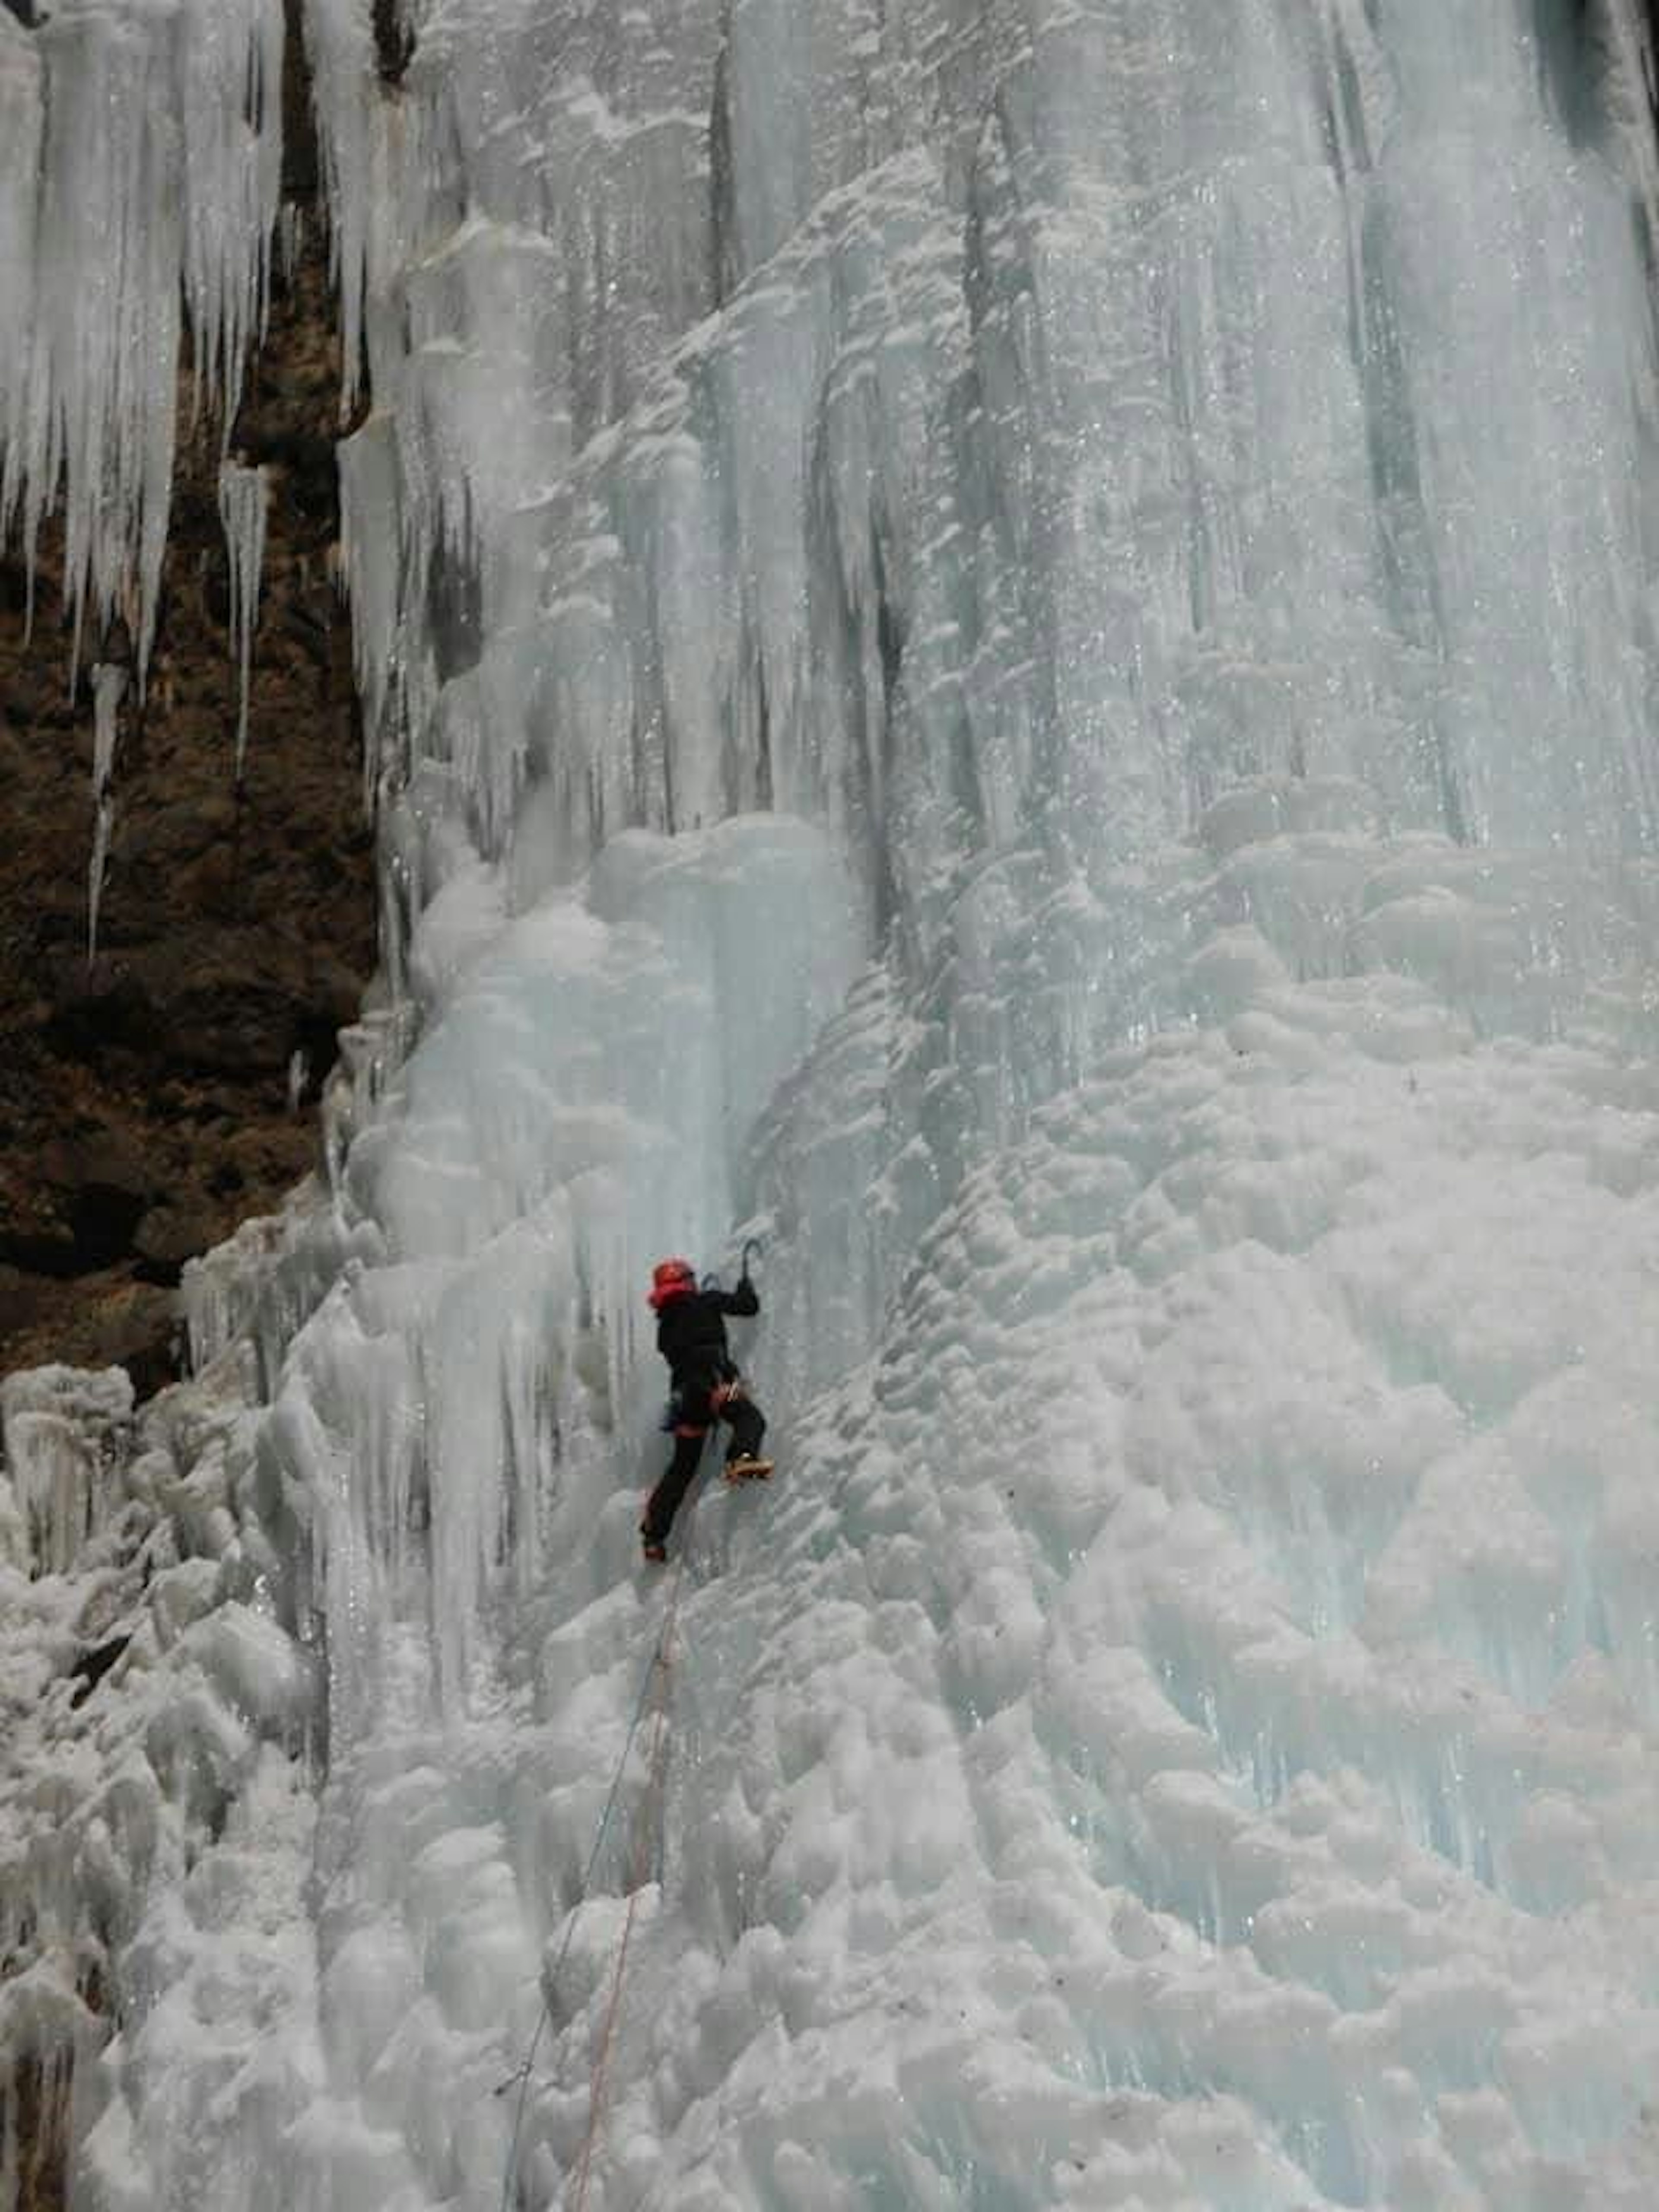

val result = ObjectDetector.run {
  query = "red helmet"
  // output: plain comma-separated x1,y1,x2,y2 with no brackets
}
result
648,1257,696,1310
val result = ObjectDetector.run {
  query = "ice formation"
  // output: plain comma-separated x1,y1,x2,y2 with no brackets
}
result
7,0,1659,2209
219,460,269,782
85,661,124,963
0,0,282,685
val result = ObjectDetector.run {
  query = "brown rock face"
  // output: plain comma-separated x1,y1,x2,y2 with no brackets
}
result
2,2050,71,2212
0,31,375,1395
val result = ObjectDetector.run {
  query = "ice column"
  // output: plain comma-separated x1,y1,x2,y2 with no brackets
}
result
0,1367,132,1577
179,0,284,409
297,0,379,418
0,20,42,590
86,661,124,964
219,459,269,781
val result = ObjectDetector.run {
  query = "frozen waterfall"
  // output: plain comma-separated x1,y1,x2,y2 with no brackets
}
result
7,0,1659,2208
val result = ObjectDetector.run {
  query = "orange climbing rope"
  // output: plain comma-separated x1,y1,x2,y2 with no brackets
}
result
499,1461,706,2212
566,1647,680,2210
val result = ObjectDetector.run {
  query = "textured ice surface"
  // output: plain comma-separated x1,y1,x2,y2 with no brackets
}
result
0,1353,323,2208
10,0,1659,2209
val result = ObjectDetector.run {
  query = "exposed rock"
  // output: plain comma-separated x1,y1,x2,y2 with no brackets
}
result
133,1205,222,1279
0,41,374,1395
6,2053,70,2212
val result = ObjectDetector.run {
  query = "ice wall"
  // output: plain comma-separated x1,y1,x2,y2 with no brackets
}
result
0,1355,322,2209
11,0,1659,2208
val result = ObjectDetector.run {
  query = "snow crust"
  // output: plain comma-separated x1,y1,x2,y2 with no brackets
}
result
8,0,1659,2209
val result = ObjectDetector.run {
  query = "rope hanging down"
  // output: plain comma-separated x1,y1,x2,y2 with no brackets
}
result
497,1452,710,2212
567,1608,681,2211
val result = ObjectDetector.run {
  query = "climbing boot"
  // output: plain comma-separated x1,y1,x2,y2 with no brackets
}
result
724,1456,774,1484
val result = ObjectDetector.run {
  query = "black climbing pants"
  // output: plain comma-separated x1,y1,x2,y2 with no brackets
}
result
642,1381,767,1544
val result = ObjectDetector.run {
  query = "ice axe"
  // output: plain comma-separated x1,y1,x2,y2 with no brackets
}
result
740,1236,762,1283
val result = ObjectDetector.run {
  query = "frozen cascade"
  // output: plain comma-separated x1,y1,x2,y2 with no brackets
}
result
219,460,270,782
7,0,1659,2209
0,1369,133,1583
0,0,283,684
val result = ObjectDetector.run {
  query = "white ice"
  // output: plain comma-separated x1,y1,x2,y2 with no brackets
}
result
85,660,124,963
219,461,269,784
0,0,282,685
7,2,1659,2211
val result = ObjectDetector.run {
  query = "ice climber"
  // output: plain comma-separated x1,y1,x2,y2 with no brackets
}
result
640,1256,772,1562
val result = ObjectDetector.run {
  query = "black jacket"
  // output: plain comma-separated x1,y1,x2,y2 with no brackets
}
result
656,1279,759,1389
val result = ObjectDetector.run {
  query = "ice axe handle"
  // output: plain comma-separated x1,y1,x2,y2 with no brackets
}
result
740,1237,763,1281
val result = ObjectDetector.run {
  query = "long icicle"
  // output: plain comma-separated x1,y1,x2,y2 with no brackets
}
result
86,660,125,964
218,458,268,782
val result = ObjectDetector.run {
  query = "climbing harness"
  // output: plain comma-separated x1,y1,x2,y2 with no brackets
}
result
661,1373,746,1437
496,1436,714,2212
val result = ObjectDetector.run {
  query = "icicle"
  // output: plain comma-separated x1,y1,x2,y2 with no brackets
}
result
0,0,284,693
178,0,285,410
0,1359,133,1575
337,420,404,808
278,201,306,290
90,661,121,801
218,459,269,782
86,661,124,964
299,0,379,419
0,22,42,563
